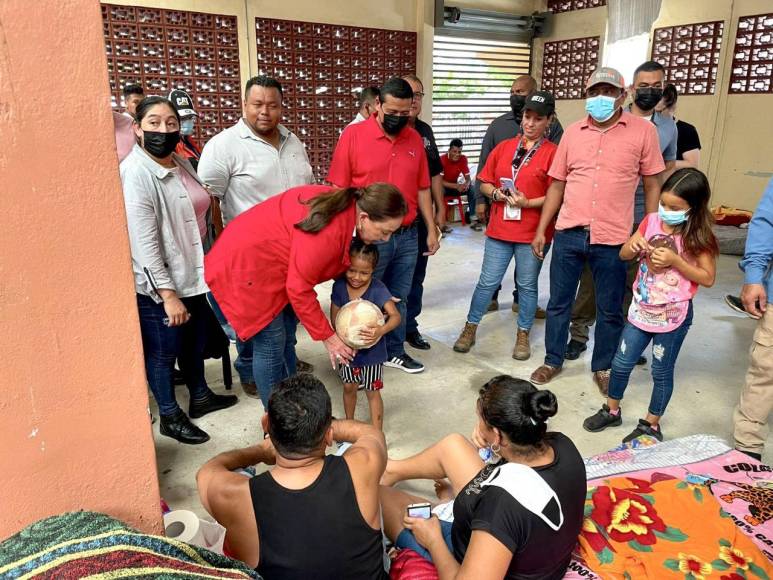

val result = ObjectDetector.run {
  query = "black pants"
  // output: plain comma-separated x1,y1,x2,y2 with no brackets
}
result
406,219,428,335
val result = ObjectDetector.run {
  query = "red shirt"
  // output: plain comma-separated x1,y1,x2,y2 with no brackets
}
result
328,114,430,226
204,185,354,342
477,138,558,244
440,153,470,183
548,112,665,245
175,135,201,162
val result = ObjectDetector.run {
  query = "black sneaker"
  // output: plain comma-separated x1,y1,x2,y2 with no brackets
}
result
623,419,664,443
385,353,425,374
636,356,647,366
583,405,622,432
565,339,588,361
725,294,752,317
406,332,431,350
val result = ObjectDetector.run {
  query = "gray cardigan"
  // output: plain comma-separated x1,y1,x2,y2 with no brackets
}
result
120,144,211,302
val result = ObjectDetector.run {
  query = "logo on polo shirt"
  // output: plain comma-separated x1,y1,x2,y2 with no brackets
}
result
423,136,431,151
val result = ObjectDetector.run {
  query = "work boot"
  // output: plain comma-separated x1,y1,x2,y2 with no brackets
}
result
512,328,531,360
453,322,478,353
535,306,547,319
485,300,498,313
159,410,210,445
593,369,611,397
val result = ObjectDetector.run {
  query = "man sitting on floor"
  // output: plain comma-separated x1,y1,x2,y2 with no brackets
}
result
196,374,388,579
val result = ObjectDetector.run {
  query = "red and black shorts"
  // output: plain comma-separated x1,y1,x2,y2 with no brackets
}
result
337,363,384,391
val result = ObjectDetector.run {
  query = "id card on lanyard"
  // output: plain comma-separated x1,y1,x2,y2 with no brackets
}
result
503,137,542,221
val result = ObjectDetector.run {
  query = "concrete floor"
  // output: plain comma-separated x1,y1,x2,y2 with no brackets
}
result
154,224,768,519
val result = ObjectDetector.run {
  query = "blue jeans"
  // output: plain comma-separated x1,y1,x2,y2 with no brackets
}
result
240,305,298,406
544,228,627,371
207,292,236,342
235,307,298,388
406,218,429,336
608,303,694,416
468,237,549,331
396,520,454,562
373,225,419,358
136,293,211,416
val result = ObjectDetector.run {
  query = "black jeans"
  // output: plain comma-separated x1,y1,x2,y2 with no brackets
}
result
406,219,428,336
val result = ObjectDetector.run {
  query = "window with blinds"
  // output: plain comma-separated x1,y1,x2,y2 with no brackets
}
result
432,35,531,168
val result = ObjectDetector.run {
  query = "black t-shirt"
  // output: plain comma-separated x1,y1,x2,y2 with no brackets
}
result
414,119,443,178
451,433,586,580
676,119,701,161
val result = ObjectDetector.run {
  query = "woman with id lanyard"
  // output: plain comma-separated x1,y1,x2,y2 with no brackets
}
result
453,91,558,361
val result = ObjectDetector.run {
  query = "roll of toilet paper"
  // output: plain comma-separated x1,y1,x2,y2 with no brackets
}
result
164,510,202,544
163,510,226,555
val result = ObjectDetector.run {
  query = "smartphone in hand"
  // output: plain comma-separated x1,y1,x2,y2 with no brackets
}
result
499,178,521,221
406,502,432,519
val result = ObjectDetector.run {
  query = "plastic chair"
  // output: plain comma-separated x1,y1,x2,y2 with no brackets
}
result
445,194,468,225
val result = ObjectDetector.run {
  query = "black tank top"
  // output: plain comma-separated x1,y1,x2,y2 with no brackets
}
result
249,455,388,580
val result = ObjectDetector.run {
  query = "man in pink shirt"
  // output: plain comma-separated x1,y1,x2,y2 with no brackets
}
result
530,67,664,393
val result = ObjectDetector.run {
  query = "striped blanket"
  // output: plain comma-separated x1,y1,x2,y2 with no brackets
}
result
0,511,260,579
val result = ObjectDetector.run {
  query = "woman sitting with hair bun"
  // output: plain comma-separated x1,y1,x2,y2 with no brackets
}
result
380,375,586,580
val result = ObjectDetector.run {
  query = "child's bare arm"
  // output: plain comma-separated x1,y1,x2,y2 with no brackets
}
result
674,251,716,287
330,303,340,330
621,231,651,260
380,299,401,334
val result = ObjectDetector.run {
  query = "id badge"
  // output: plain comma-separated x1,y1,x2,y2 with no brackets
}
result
503,205,521,221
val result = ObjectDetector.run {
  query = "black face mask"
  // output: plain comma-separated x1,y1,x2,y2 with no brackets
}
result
634,87,663,112
142,130,181,158
510,94,527,121
381,113,409,136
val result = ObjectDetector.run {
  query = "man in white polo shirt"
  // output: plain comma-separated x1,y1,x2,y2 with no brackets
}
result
198,75,315,397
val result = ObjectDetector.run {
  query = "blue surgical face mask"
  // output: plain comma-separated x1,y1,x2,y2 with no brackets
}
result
585,95,618,122
659,203,689,226
180,118,196,136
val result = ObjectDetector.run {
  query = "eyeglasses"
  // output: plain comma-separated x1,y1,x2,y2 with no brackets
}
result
412,92,425,101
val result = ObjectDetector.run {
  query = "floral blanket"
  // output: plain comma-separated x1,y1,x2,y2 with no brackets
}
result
565,442,773,579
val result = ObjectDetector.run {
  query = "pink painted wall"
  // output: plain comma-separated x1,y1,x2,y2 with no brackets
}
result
0,1,162,537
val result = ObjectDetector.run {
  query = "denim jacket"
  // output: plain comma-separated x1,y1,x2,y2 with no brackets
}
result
120,144,211,302
740,177,773,305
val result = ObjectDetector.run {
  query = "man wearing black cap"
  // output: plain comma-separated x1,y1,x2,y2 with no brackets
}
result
169,89,202,170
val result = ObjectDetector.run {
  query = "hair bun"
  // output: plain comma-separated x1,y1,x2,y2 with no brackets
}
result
528,390,558,423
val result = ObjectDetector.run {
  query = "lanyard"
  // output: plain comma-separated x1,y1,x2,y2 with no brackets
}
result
511,137,543,188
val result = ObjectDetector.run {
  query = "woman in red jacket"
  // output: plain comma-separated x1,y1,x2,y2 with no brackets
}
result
205,183,407,406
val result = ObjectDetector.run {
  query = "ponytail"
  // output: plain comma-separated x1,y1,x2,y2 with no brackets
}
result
295,182,407,234
296,188,360,233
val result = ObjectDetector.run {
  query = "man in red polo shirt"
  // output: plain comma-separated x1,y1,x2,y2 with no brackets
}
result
329,77,439,373
530,67,664,394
